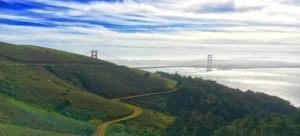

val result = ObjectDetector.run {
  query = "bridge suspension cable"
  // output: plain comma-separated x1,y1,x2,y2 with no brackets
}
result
89,50,213,72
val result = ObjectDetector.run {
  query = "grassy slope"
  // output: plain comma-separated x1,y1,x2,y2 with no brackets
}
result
0,95,95,135
0,42,105,64
0,123,74,136
45,65,177,98
0,65,132,122
107,110,174,136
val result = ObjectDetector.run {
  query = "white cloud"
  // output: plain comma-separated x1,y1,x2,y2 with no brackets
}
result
26,0,300,27
0,0,300,61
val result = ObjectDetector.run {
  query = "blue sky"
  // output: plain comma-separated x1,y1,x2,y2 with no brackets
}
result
0,0,300,61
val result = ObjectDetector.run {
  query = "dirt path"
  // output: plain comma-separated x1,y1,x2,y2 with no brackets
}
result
93,88,178,136
113,88,178,101
93,103,143,136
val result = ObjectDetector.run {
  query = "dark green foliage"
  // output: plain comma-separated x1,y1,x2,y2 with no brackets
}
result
166,118,187,136
214,114,300,136
124,72,299,136
159,72,296,116
54,100,71,113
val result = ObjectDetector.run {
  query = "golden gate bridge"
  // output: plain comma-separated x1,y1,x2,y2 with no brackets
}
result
90,50,213,72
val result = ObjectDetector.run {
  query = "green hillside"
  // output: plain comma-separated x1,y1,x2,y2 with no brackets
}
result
0,42,177,135
0,42,177,98
45,65,177,98
0,42,106,64
0,94,96,135
0,123,74,136
0,65,133,121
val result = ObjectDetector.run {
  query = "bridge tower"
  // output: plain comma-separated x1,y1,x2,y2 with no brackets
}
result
91,50,98,59
207,54,213,72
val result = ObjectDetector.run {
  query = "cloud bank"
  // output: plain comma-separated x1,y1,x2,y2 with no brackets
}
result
0,0,300,61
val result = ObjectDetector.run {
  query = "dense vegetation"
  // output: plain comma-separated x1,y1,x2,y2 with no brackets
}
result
120,72,299,136
214,114,300,136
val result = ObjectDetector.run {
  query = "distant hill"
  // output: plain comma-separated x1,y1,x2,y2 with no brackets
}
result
0,42,177,135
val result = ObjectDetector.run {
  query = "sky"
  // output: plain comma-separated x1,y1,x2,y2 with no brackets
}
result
0,0,300,62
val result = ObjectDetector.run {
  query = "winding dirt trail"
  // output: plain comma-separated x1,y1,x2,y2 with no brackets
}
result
93,88,178,136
